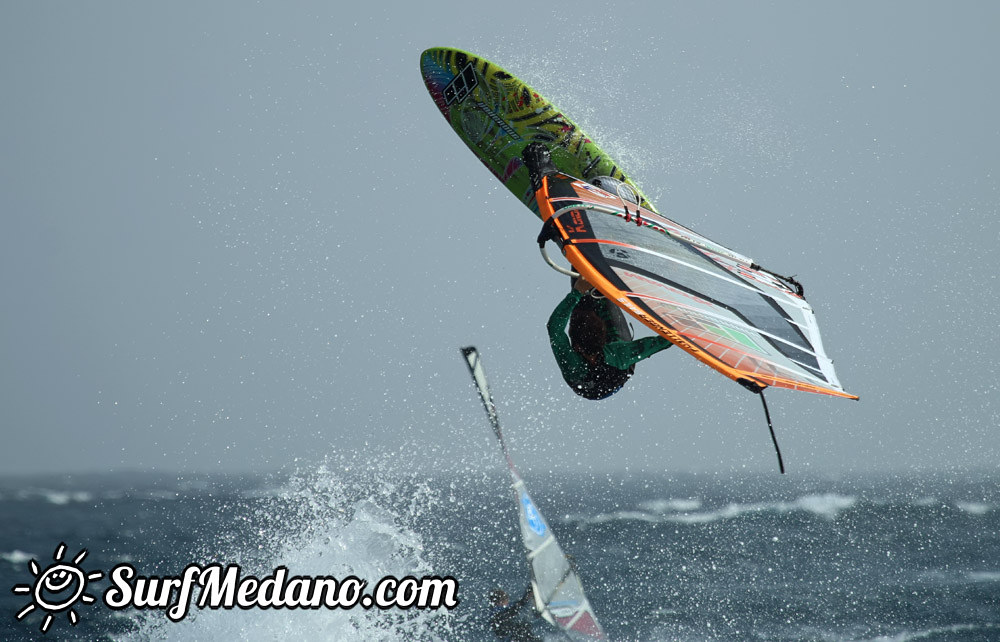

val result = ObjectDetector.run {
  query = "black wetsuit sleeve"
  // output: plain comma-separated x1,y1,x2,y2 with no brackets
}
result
604,335,673,370
547,289,590,384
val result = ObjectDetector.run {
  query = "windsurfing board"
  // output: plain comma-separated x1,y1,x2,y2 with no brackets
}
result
420,46,657,216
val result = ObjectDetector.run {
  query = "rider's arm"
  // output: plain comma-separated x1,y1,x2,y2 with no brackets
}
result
603,335,673,370
547,289,590,383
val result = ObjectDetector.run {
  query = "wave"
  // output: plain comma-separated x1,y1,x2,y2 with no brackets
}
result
968,571,1000,582
573,491,1000,528
857,622,1000,641
0,483,291,505
955,501,994,515
670,493,858,523
0,487,184,504
638,498,702,513
1,549,35,566
575,493,858,527
3,489,97,504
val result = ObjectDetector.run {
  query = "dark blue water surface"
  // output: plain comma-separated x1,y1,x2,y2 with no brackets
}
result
1,467,997,641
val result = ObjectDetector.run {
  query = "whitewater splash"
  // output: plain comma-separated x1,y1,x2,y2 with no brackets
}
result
119,458,457,642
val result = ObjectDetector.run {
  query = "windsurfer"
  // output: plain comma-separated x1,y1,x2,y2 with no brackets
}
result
488,587,542,642
548,276,672,399
522,142,672,399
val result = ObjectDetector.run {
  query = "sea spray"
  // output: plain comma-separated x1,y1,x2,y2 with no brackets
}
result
118,456,458,641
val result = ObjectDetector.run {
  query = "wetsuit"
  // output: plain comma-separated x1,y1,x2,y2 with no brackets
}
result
489,589,542,642
548,288,672,399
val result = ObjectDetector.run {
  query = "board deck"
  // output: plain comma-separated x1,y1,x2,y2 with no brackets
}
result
420,47,658,215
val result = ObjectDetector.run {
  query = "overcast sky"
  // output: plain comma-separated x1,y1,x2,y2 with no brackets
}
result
2,2,997,477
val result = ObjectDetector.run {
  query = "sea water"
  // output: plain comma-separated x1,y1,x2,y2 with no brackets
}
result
1,462,997,641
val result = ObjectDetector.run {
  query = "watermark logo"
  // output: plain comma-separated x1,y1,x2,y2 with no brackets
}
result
10,545,459,634
11,543,104,633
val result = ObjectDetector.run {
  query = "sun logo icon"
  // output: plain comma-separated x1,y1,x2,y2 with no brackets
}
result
11,543,104,634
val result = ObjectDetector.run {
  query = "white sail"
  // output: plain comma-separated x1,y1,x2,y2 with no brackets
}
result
461,347,607,640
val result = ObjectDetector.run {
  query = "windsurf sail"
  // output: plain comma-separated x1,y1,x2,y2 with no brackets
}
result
533,172,857,402
460,347,607,640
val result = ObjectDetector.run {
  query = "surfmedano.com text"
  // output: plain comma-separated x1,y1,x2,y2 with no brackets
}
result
104,563,459,622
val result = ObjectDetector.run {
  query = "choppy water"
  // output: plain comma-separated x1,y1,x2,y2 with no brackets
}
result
1,462,997,641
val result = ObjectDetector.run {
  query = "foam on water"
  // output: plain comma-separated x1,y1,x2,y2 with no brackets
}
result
7,489,96,504
574,492,858,527
1,550,35,566
968,571,1000,582
955,501,993,515
667,492,858,523
858,623,1000,642
638,498,702,513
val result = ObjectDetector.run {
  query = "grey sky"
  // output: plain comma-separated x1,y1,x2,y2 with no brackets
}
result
2,2,997,476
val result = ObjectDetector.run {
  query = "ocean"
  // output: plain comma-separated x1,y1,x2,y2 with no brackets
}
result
1,462,997,641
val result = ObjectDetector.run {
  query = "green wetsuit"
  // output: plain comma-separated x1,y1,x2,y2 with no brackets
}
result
547,289,672,397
